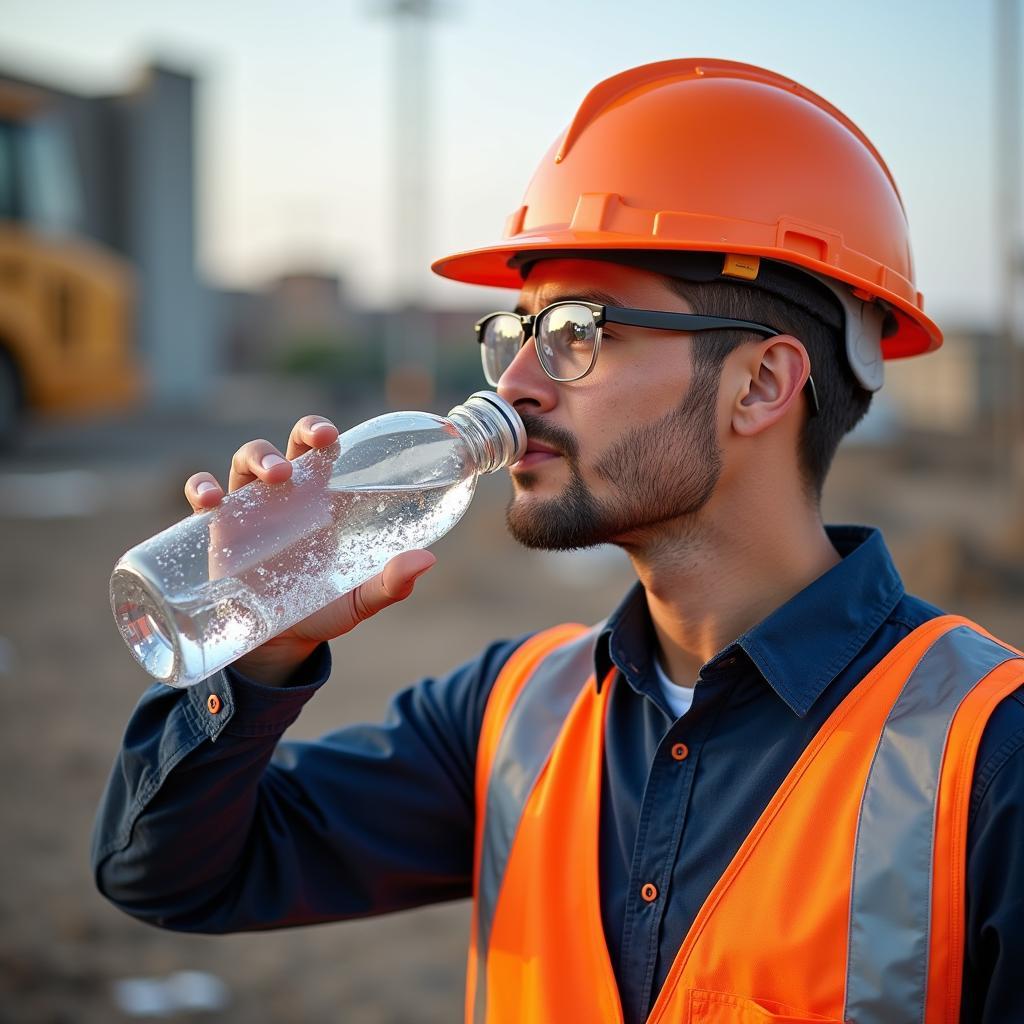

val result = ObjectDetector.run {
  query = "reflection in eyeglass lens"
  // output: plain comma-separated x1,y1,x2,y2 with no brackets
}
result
542,306,595,346
483,314,523,383
539,305,597,379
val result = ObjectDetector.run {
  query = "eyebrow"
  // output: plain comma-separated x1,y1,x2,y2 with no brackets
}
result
513,289,623,316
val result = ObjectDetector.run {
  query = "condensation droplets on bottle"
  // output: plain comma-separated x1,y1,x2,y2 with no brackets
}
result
109,392,526,688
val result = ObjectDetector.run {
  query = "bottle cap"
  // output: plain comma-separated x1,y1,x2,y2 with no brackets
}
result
449,392,527,472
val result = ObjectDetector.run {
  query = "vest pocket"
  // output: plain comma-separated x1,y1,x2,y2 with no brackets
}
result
687,989,846,1023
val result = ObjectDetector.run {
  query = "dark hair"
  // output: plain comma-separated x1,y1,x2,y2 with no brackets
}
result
663,276,873,507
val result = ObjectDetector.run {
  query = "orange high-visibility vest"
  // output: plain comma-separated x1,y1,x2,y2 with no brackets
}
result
467,615,1024,1024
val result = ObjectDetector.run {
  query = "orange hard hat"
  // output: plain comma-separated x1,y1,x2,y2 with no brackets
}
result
432,58,941,363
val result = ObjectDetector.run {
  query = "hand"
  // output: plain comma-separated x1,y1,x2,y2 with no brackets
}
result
182,414,436,685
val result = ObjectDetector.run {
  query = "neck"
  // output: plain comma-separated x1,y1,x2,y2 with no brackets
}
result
621,499,842,686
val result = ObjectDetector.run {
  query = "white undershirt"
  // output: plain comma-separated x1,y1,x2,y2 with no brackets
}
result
653,657,696,719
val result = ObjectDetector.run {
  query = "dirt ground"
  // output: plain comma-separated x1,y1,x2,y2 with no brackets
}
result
1,376,1021,1023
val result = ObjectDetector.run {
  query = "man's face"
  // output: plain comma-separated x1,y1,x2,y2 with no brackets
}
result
495,259,726,551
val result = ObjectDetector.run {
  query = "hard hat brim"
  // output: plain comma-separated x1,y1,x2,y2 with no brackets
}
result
431,234,942,361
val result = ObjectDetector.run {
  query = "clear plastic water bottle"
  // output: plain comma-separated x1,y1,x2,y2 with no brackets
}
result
109,391,525,688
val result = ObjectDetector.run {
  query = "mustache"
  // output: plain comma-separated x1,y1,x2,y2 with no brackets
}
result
518,413,579,461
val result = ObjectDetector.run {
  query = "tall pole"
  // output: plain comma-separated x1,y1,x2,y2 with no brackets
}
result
379,0,441,407
995,0,1023,504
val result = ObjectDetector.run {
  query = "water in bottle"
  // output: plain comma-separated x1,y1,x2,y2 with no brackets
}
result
110,391,525,687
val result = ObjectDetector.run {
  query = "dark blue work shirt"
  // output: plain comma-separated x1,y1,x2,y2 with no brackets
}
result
92,524,1024,1023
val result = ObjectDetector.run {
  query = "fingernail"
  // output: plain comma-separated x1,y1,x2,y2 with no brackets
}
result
197,482,218,497
261,454,287,470
312,420,336,433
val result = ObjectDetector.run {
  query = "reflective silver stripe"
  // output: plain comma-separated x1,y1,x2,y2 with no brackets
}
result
844,625,1020,1024
474,627,600,1024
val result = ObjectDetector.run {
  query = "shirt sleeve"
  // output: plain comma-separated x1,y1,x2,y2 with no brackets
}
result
90,634,530,934
961,689,1024,1023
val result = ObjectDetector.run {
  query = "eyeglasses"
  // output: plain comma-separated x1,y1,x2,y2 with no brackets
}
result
474,300,820,417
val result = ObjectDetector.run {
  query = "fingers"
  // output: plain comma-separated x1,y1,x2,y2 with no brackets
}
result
185,472,223,512
347,550,437,626
285,415,339,461
227,438,289,494
184,415,339,513
226,415,339,494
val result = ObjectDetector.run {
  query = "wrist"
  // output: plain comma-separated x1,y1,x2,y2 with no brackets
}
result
232,639,321,688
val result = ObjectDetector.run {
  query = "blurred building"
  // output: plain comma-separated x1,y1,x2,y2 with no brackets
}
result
219,279,486,407
875,325,1024,480
265,271,357,356
884,327,998,435
0,61,215,409
220,270,358,368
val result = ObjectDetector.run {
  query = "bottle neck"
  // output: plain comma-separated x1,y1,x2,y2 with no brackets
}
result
447,392,526,474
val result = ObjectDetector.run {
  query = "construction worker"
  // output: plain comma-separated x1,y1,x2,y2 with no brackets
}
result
93,60,1024,1023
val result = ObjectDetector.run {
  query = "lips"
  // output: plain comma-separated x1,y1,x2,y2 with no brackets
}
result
525,440,561,457
512,438,562,470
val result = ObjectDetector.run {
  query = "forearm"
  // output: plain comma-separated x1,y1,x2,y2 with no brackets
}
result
231,638,321,687
91,650,331,932
91,636,523,935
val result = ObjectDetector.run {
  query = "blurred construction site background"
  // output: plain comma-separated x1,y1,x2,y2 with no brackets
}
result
0,2,1021,1021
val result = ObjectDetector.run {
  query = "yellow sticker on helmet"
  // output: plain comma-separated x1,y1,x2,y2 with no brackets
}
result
722,254,761,280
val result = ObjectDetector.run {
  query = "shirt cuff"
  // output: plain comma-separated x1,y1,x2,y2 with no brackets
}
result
186,641,333,741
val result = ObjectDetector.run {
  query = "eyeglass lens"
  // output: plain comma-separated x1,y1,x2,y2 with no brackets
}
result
481,303,599,386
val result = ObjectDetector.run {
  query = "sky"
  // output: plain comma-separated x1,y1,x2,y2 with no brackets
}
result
0,0,1020,328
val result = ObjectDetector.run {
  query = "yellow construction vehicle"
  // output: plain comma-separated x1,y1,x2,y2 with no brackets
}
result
0,79,142,448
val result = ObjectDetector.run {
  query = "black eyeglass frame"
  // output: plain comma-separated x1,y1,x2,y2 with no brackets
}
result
474,300,820,418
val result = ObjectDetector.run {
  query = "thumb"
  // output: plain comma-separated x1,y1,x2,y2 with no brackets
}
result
349,549,436,624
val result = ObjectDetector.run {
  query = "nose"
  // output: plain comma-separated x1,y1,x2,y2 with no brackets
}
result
496,335,558,415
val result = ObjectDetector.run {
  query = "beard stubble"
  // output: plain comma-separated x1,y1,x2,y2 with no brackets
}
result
505,367,724,551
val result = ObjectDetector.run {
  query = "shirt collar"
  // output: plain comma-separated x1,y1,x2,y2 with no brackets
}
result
594,524,906,717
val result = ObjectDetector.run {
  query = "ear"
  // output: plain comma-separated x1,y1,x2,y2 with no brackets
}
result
730,336,812,437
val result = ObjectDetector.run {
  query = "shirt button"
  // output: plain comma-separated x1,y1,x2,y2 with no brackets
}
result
641,882,658,902
671,742,689,761
207,694,222,715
